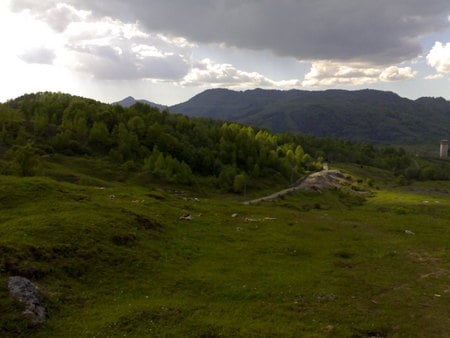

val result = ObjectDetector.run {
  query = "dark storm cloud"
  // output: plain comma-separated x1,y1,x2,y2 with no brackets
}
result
28,0,449,65
10,0,450,68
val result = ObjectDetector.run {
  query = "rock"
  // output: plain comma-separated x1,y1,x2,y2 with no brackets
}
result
179,214,193,220
244,169,354,204
8,276,48,324
323,325,334,333
294,170,349,191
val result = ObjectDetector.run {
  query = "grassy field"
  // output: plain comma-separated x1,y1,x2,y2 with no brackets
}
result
0,158,449,337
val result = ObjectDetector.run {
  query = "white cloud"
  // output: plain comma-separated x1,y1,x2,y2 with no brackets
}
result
180,58,301,89
19,47,56,64
156,34,196,49
424,73,444,80
379,66,417,81
302,61,416,87
11,2,194,80
43,3,90,32
65,17,148,45
67,41,190,80
426,41,450,73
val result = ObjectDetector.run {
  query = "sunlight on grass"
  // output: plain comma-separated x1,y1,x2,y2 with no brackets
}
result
1,164,449,337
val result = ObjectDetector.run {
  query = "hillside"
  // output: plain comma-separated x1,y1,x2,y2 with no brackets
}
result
1,157,450,337
1,91,449,187
170,88,450,148
0,92,449,336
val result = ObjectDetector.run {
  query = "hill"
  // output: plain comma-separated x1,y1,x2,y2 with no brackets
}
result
0,92,450,336
170,88,450,148
2,91,449,186
113,96,167,111
1,157,450,337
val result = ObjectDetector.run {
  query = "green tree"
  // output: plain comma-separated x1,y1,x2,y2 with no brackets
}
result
127,116,146,138
218,165,237,191
89,121,111,150
233,174,247,194
7,143,41,176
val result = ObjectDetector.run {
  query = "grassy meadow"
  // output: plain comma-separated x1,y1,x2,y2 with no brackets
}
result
0,157,449,337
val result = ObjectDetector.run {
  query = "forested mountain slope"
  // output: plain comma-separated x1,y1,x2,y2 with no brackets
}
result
1,92,449,187
170,88,450,147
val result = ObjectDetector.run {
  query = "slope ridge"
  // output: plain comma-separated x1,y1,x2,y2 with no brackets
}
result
170,88,450,147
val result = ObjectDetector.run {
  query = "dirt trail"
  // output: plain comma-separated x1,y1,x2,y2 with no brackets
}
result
244,170,350,205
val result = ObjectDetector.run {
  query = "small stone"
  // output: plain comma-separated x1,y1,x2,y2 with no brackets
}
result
404,230,415,235
8,276,48,324
323,325,334,333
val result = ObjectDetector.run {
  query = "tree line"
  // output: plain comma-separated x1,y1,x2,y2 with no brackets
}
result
0,92,448,190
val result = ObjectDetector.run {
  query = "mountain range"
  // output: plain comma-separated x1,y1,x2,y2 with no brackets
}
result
118,88,450,148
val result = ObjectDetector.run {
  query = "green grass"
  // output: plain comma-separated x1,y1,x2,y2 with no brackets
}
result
1,159,449,337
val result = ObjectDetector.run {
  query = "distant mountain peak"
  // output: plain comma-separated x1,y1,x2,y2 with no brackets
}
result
113,96,167,110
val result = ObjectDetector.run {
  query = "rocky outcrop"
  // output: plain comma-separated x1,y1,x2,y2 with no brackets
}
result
8,276,48,324
244,170,353,204
293,170,349,191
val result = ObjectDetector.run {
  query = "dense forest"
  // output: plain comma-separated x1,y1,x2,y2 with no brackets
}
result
0,92,449,191
170,88,450,149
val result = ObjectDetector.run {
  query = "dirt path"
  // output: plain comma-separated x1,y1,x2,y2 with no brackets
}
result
243,186,304,205
243,170,350,205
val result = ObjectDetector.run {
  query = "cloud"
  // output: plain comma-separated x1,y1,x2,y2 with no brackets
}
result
302,61,416,87
19,47,56,64
43,3,90,32
379,66,417,81
19,0,447,65
426,41,450,73
424,73,444,80
11,2,192,80
10,1,89,32
180,58,301,89
69,44,189,80
8,1,443,89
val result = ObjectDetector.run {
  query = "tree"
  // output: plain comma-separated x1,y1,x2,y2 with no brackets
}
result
7,143,41,176
127,116,146,138
218,165,237,191
233,174,247,194
89,121,111,150
0,105,24,145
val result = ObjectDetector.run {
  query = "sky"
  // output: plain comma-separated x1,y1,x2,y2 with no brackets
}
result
1,0,450,105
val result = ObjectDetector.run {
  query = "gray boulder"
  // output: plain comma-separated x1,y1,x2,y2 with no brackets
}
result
8,276,48,323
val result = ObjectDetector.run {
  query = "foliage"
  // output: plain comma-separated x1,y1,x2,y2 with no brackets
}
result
1,93,312,190
1,91,449,191
6,143,41,176
170,88,450,150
